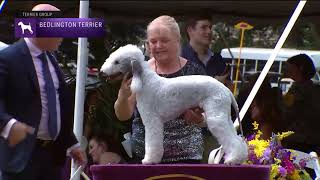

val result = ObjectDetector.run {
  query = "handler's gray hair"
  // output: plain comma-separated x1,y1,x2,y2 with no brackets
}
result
147,15,181,41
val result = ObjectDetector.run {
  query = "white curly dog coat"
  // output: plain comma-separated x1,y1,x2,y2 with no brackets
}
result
101,44,248,164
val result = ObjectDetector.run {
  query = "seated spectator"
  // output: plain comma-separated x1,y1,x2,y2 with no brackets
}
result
238,73,283,138
281,54,320,155
250,87,283,139
88,135,126,164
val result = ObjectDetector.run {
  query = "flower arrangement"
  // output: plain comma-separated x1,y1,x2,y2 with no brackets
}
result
245,121,312,180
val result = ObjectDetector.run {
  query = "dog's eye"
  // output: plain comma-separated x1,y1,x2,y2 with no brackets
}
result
114,60,119,64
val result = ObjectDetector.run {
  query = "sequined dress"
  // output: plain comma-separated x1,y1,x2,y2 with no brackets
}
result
131,60,206,163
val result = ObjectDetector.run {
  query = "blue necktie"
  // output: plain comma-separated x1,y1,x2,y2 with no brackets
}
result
39,52,58,139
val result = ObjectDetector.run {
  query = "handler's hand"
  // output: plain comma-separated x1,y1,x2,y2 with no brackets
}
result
8,122,35,147
118,72,132,100
70,147,87,167
183,107,204,125
214,73,229,84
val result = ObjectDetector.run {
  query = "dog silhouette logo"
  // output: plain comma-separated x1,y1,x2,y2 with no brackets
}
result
18,21,33,34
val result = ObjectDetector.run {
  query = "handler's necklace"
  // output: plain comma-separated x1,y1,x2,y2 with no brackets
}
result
155,57,184,76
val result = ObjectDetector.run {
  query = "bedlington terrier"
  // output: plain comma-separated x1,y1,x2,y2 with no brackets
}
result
100,44,248,165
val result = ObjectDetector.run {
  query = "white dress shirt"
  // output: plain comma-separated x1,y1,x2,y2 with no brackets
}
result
1,38,61,140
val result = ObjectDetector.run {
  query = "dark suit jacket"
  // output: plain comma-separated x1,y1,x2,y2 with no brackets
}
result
0,39,77,173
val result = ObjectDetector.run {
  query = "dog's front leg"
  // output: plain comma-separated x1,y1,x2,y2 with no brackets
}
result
142,117,164,164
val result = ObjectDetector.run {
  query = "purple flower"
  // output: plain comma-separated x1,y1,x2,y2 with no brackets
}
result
264,147,272,157
282,150,291,160
248,146,260,164
283,159,295,174
276,149,291,162
278,166,287,177
248,152,259,164
269,134,281,152
299,159,307,168
261,147,273,164
246,134,256,141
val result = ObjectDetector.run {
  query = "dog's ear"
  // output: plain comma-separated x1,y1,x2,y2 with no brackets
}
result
131,60,142,76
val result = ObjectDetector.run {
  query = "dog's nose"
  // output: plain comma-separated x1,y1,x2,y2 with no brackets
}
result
99,71,109,80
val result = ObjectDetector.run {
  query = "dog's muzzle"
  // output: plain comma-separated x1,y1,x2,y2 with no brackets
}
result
99,71,124,82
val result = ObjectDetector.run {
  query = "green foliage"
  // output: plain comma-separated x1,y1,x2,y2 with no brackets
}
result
212,22,320,52
85,21,146,140
85,80,131,141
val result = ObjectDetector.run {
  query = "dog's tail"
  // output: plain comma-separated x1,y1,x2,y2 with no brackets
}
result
230,91,243,136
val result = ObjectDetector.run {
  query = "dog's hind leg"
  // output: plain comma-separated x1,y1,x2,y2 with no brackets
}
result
141,116,164,164
203,98,248,165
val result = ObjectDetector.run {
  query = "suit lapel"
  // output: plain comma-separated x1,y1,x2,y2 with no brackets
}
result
18,39,40,93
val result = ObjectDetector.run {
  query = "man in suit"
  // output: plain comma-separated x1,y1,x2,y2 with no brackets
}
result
0,4,86,180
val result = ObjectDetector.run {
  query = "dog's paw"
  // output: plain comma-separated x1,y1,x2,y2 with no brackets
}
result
224,136,248,165
142,156,161,164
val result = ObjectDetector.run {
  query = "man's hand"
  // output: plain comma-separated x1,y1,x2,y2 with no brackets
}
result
8,122,35,147
70,147,87,167
183,107,204,125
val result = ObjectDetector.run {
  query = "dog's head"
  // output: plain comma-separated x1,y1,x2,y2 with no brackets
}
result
100,44,144,81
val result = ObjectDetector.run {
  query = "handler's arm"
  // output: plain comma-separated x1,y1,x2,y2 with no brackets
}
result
114,93,136,121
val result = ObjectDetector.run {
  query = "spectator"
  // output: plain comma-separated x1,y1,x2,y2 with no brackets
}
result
282,54,320,155
181,14,229,84
237,73,283,138
88,135,126,164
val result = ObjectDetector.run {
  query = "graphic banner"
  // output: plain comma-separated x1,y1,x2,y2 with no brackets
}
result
15,18,105,38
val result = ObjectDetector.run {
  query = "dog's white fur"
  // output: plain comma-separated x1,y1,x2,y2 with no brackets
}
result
101,44,248,164
18,22,33,34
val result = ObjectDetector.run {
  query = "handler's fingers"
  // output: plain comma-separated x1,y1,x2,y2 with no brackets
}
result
26,125,35,135
123,72,131,81
126,78,132,87
194,107,204,114
183,110,203,125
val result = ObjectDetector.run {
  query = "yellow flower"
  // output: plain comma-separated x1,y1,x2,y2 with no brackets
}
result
274,158,281,165
288,170,300,180
277,131,294,141
270,164,279,180
248,139,269,158
253,121,259,130
256,130,263,139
